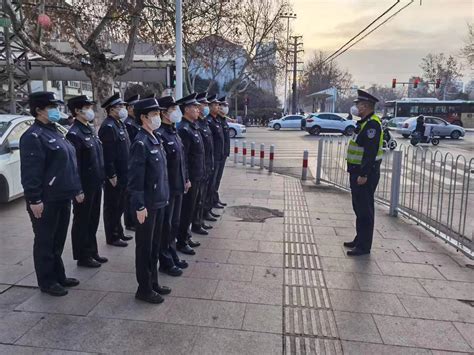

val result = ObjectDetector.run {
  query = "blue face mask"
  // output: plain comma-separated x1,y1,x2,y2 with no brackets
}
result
202,106,210,117
47,108,61,122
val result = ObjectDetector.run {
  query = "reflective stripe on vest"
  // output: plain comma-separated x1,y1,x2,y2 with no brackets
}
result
346,114,384,165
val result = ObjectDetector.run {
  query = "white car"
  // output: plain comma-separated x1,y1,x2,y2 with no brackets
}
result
395,116,465,139
0,115,67,203
228,121,246,138
268,115,304,130
305,112,356,136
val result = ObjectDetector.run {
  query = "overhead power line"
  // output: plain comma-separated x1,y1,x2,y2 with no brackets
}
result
325,0,415,64
323,0,401,64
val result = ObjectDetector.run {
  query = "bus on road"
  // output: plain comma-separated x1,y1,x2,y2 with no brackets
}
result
384,98,474,128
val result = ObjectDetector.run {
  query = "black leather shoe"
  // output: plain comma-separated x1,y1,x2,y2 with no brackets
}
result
188,239,201,248
218,200,227,206
121,234,133,241
213,204,224,209
153,284,172,295
202,223,213,230
209,211,221,218
175,259,189,269
77,257,101,268
347,248,370,256
159,265,183,277
177,244,195,255
135,290,164,304
192,227,208,235
125,225,136,232
41,283,68,297
204,214,217,222
109,240,128,247
59,278,80,287
343,241,357,248
93,254,108,263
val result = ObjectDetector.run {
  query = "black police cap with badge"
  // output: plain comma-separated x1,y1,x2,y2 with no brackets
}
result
207,94,219,104
101,92,126,109
133,98,163,123
29,91,64,107
175,93,199,107
354,89,379,104
125,94,140,106
157,96,177,110
218,96,228,105
67,95,95,113
196,92,210,104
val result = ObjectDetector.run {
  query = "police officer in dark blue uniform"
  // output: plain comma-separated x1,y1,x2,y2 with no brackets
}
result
344,90,383,256
124,94,140,232
20,92,82,296
213,96,230,208
157,96,190,276
128,97,171,304
191,92,214,235
176,93,205,255
66,95,108,268
206,94,225,222
98,93,132,247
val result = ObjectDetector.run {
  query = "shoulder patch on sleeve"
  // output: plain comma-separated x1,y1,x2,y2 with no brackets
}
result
367,128,376,139
137,140,145,146
107,123,113,128
31,132,39,138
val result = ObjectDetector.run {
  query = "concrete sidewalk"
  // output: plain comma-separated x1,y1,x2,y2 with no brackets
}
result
0,164,473,354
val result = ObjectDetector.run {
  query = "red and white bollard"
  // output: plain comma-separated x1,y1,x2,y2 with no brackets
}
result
242,141,247,166
250,142,255,167
260,143,265,169
301,150,308,180
269,144,275,173
234,140,238,164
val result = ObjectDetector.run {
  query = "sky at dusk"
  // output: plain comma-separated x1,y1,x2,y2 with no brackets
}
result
290,0,473,87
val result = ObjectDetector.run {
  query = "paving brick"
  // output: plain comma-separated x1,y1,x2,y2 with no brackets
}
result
334,311,382,343
323,271,359,290
453,322,474,349
341,340,432,354
377,261,445,279
188,262,254,282
243,304,282,334
320,257,382,274
214,280,282,305
228,250,283,267
418,279,474,299
355,274,428,296
0,311,44,344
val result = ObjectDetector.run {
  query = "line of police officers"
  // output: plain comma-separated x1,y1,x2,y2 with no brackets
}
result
20,91,231,303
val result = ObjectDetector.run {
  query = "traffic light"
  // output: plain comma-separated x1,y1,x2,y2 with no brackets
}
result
392,78,397,88
435,79,441,89
413,77,420,89
170,65,176,88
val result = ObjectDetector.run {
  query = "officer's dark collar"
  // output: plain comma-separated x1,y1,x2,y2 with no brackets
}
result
183,117,197,127
74,119,92,133
161,122,176,132
360,111,374,123
142,128,160,145
34,119,58,131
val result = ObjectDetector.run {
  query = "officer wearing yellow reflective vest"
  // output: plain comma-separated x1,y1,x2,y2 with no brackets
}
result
344,89,383,256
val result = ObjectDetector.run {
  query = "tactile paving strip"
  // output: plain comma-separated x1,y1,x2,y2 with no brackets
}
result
283,178,342,354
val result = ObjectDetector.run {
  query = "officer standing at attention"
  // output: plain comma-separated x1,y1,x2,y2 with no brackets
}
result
66,95,108,268
176,93,205,255
128,97,171,304
98,93,132,247
213,96,230,209
206,94,224,222
123,94,140,232
157,96,190,276
344,89,383,256
191,92,214,235
20,92,82,296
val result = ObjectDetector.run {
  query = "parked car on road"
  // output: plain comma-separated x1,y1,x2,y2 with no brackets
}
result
0,115,67,203
228,121,246,138
268,115,304,130
395,116,465,139
305,112,356,136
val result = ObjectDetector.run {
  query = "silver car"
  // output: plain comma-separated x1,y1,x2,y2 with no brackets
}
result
396,116,465,139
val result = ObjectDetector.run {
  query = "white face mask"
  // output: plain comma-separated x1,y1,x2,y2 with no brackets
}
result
118,107,128,121
169,107,182,123
149,115,161,130
221,106,229,115
82,109,95,122
350,105,359,117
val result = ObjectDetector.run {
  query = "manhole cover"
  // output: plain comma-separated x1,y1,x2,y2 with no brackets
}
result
227,205,284,223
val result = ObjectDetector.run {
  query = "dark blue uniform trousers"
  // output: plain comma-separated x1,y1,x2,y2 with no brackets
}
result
159,194,183,269
27,200,71,289
349,167,380,252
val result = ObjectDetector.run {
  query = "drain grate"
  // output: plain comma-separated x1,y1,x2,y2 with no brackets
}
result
227,205,284,223
283,178,342,354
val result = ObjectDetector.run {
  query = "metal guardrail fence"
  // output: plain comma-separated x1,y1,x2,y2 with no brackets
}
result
316,137,474,259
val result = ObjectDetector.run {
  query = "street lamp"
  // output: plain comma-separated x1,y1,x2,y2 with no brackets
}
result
279,12,297,114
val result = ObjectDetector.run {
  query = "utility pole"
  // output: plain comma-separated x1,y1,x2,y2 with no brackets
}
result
278,12,297,114
232,59,237,118
175,0,183,99
289,35,303,114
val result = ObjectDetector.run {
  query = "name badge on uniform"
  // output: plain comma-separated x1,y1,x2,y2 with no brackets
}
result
85,137,91,141
119,131,124,135
151,149,159,154
194,134,199,137
167,142,175,145
48,138,56,143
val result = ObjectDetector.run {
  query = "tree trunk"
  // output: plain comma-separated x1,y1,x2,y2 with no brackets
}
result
87,69,115,124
